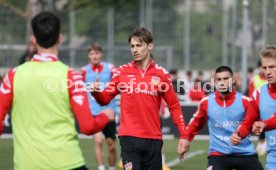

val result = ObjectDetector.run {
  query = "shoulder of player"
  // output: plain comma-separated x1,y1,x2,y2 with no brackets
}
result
241,95,250,102
68,68,83,80
114,62,133,73
251,88,261,101
199,96,209,106
110,62,132,78
151,63,170,80
5,67,17,79
152,63,169,74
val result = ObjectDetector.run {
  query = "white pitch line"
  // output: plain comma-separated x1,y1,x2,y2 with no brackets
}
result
166,150,206,168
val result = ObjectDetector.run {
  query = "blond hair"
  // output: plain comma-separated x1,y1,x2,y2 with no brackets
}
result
260,45,276,60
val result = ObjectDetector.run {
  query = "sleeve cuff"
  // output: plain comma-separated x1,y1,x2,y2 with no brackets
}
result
264,119,276,131
180,131,190,140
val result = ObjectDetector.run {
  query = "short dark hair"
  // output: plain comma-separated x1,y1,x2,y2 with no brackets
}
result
128,27,153,44
31,12,60,48
88,42,102,52
215,66,233,76
169,69,178,75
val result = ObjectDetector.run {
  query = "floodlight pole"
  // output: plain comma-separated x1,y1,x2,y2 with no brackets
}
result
241,0,249,93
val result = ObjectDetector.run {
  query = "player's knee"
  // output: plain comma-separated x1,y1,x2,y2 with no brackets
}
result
94,138,103,146
108,142,116,153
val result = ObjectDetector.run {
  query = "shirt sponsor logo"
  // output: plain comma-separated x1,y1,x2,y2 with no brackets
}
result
269,136,276,146
214,121,240,128
216,135,230,141
126,87,158,96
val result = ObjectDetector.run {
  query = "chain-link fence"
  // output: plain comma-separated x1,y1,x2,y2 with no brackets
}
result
1,0,276,74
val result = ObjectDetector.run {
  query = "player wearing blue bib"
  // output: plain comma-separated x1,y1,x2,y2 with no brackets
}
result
187,66,263,170
81,43,119,170
231,45,276,170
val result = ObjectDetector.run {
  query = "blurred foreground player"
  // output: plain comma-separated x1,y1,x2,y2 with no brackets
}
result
0,12,114,170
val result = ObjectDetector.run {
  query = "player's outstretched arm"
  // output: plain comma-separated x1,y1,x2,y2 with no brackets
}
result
232,92,260,142
68,69,114,135
90,73,120,106
0,69,15,135
186,98,208,142
253,113,276,135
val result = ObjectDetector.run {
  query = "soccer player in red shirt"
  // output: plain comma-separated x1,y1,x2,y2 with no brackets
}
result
230,45,276,169
0,12,114,170
90,27,189,170
187,66,263,170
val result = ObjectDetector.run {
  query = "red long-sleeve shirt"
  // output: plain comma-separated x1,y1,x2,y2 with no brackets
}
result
0,53,109,135
187,90,250,155
92,60,188,140
238,84,276,138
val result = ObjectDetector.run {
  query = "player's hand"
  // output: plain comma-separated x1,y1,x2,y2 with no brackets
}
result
89,82,100,92
177,139,189,160
252,121,267,135
230,131,241,145
102,108,115,121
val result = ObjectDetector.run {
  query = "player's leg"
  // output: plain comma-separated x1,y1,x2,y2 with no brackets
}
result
142,139,163,170
161,146,171,170
120,136,143,170
103,121,117,170
256,132,266,156
234,155,263,170
207,156,232,170
94,132,105,170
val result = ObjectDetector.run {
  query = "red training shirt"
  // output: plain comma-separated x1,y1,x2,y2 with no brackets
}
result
92,60,188,140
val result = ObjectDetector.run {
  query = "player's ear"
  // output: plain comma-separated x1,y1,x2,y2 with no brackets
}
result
148,43,154,50
57,34,62,45
231,76,236,88
31,35,36,46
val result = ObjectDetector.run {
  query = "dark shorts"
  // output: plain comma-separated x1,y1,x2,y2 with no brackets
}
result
207,154,263,170
102,121,116,139
119,136,163,170
72,165,89,170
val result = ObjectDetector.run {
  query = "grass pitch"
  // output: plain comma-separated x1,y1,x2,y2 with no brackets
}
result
0,138,266,170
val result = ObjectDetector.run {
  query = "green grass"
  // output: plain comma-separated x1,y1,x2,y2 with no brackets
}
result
0,138,267,170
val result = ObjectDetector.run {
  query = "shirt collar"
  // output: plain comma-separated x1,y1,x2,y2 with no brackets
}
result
31,53,58,62
269,83,276,93
131,59,155,69
215,89,236,100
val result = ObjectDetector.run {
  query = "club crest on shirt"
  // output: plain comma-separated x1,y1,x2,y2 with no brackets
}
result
151,76,161,86
124,162,133,170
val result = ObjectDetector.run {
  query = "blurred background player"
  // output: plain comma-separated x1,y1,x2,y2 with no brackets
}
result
187,66,263,170
82,42,119,170
18,40,37,65
0,11,114,170
169,69,185,96
231,45,276,170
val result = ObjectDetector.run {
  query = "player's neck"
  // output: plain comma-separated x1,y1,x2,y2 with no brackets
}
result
37,46,58,57
135,56,151,69
92,62,101,67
